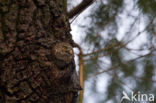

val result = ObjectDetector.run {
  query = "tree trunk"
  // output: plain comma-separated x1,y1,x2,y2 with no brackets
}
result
0,0,80,103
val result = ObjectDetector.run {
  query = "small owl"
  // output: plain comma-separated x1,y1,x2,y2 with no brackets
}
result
52,42,74,68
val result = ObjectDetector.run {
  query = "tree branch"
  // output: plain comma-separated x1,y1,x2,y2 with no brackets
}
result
74,43,84,103
68,0,94,19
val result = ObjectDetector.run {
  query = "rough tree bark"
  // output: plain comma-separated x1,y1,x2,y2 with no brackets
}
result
0,0,80,103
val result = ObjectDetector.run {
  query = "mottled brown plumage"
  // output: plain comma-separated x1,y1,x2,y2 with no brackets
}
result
52,42,74,68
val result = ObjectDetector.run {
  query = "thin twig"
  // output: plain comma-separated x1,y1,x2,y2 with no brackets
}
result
74,43,84,103
86,51,153,80
83,15,155,58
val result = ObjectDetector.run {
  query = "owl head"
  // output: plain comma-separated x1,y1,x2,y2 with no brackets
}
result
52,42,74,68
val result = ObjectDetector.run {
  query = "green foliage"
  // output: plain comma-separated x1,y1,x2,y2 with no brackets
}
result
138,58,155,91
68,0,156,102
138,0,156,16
90,0,123,30
121,61,136,77
107,79,120,100
83,57,101,80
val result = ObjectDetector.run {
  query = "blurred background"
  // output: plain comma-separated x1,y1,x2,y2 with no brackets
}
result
67,0,156,103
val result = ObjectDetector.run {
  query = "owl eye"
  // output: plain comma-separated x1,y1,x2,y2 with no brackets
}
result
63,46,68,49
